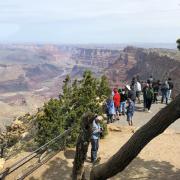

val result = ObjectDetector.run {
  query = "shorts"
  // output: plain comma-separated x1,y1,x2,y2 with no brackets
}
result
127,113,133,121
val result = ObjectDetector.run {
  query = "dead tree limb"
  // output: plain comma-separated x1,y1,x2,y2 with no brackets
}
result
90,94,180,180
72,112,96,180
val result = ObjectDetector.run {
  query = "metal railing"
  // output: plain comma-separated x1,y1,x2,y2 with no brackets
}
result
0,125,75,180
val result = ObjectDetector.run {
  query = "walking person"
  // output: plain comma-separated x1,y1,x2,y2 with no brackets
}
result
91,116,103,163
113,88,121,120
161,81,169,104
106,96,115,123
126,98,135,126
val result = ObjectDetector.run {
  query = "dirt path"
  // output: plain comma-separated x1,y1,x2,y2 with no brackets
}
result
2,101,180,180
23,102,180,180
114,102,180,133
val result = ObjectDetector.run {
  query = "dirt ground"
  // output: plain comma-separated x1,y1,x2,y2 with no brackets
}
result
4,102,180,180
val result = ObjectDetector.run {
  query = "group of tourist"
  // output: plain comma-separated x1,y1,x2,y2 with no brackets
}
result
105,75,174,125
90,75,174,163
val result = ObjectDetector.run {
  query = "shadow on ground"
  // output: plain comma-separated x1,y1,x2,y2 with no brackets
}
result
64,149,75,159
111,157,180,180
29,155,180,180
29,157,72,180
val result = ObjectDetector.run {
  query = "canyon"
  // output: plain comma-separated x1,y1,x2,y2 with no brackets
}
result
0,44,179,129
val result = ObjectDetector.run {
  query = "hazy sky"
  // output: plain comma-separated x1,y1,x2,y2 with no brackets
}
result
0,0,180,43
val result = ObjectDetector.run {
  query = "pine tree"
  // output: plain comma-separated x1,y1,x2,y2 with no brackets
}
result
177,39,180,50
35,71,109,147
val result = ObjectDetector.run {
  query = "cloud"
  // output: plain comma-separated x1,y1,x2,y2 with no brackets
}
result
0,0,179,22
0,0,179,43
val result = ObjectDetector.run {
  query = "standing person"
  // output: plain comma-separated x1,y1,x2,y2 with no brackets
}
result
136,80,142,104
106,96,115,123
142,84,149,111
167,78,174,100
129,85,136,104
91,116,103,163
161,81,169,104
113,88,121,120
120,89,128,115
126,98,135,126
146,84,154,112
153,80,160,103
125,85,136,103
131,77,137,96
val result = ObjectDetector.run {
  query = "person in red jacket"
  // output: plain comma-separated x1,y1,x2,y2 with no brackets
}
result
113,88,121,120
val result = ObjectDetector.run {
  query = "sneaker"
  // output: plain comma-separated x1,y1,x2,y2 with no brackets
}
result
148,110,151,113
92,157,101,165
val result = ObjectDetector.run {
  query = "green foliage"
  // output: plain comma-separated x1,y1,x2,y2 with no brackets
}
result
97,75,111,100
35,71,110,147
177,39,180,50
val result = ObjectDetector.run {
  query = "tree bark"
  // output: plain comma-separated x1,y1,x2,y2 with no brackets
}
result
72,112,96,180
90,94,180,180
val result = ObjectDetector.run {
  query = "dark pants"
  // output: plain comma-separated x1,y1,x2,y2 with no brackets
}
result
153,92,158,103
143,96,147,109
107,114,113,123
91,139,99,162
146,98,152,110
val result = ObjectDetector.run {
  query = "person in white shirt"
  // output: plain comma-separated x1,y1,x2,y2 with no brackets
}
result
136,81,142,104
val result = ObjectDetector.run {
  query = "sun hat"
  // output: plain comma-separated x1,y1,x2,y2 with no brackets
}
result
125,85,131,91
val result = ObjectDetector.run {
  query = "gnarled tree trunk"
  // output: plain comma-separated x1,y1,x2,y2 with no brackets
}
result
72,112,96,180
90,94,180,180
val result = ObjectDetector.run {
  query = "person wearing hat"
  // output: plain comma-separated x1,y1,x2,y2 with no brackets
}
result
91,116,103,163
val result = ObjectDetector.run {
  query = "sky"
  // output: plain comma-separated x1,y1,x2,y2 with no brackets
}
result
0,0,180,44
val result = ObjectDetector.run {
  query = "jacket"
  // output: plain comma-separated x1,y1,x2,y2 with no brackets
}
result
127,100,135,115
91,120,101,140
113,92,121,107
106,100,116,115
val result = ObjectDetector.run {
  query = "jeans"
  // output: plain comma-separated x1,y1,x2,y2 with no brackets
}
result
161,90,168,104
167,89,172,100
127,112,133,121
91,139,99,162
120,101,126,114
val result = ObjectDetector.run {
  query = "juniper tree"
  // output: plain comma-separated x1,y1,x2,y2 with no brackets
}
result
35,71,109,147
177,39,180,50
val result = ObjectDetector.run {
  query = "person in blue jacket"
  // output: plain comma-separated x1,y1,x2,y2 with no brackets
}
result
106,96,115,123
91,116,103,163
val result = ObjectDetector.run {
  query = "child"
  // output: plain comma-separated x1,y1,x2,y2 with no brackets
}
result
106,96,115,123
126,98,135,126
